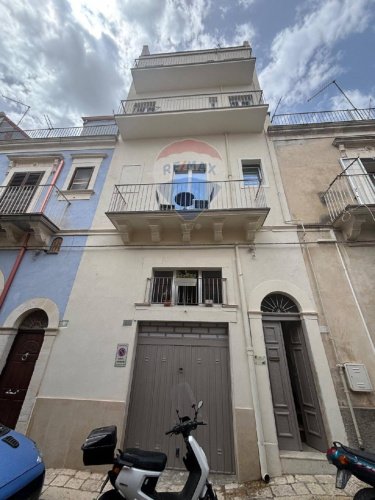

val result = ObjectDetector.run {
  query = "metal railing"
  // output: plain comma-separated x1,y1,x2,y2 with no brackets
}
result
0,184,70,227
108,179,267,213
323,173,375,221
146,276,227,305
134,47,252,68
119,90,265,115
271,108,375,126
0,124,118,141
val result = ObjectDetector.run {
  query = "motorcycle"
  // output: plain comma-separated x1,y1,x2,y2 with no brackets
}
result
81,400,217,500
327,441,375,499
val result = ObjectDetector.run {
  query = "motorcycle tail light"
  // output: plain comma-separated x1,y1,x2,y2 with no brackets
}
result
338,454,349,465
326,447,337,461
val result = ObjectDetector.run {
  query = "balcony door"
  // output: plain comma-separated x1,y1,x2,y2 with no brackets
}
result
0,172,44,214
341,158,375,205
173,163,209,210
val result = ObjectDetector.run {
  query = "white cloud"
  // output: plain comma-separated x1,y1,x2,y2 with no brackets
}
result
237,0,256,8
330,89,375,110
259,0,374,112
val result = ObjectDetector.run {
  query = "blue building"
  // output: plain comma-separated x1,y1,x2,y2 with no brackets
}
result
0,113,117,433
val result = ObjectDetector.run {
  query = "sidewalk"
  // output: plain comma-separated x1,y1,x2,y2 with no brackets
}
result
41,468,366,499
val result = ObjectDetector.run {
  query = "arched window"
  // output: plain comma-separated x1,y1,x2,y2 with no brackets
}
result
19,309,49,330
261,293,299,313
48,237,63,254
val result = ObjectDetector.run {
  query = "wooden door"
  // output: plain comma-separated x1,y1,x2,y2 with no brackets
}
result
125,322,235,473
0,331,44,428
283,323,327,452
263,321,302,451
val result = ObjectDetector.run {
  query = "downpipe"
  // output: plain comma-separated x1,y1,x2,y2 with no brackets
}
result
235,245,270,482
337,364,364,449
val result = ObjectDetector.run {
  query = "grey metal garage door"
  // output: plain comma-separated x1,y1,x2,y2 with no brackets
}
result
125,321,235,474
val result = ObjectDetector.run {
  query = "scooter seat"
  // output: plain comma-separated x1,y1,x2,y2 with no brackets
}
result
340,444,375,464
121,448,167,472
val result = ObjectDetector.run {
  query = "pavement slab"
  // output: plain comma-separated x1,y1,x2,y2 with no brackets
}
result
39,468,371,499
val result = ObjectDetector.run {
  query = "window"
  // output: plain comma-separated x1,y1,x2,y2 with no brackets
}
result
242,161,262,187
132,101,156,113
362,159,375,187
0,171,43,214
68,167,94,191
151,269,223,305
229,94,254,107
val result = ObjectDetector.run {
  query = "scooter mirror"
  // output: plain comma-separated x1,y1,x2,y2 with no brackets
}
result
197,400,203,409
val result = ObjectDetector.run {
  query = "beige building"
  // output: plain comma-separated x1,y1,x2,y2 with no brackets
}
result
269,110,375,451
19,44,349,481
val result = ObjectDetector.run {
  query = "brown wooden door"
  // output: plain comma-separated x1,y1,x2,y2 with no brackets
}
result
263,321,302,451
0,331,44,428
125,322,235,473
283,323,327,452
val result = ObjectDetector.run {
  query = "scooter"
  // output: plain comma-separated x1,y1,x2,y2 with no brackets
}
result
327,441,375,499
82,400,217,500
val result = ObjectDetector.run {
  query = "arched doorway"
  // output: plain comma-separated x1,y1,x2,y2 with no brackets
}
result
261,293,327,452
0,310,48,428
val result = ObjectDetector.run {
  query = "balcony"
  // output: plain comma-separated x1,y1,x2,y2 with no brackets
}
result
143,273,228,306
116,91,268,139
323,173,375,240
131,46,255,92
271,108,375,126
0,124,118,143
0,184,70,245
106,179,269,245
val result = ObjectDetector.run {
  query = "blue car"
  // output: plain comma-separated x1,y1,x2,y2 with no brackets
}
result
0,423,45,499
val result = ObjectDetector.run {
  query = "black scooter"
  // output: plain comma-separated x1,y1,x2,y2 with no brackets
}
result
327,442,375,499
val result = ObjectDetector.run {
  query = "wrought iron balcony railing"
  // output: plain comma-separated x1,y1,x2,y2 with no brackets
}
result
145,276,227,306
0,184,70,227
0,124,118,141
271,108,375,126
133,46,252,68
322,173,375,221
119,90,265,116
108,179,267,214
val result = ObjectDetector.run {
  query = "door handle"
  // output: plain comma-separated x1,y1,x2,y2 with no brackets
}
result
21,352,30,361
5,389,19,395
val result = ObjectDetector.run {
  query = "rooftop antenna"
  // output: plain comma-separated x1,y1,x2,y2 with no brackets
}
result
307,80,358,110
1,94,31,126
44,114,54,129
271,96,283,122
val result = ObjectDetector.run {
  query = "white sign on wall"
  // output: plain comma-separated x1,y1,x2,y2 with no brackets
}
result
115,344,129,367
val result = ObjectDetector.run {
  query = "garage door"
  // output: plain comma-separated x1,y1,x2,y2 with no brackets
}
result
125,321,235,474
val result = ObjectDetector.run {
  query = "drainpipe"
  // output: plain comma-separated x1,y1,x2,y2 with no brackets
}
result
235,245,270,482
337,364,364,449
0,234,30,310
39,158,64,213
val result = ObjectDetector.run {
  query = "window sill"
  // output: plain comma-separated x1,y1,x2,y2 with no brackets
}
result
58,189,95,201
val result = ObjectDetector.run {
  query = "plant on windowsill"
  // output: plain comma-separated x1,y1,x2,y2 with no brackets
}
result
161,290,172,307
175,270,197,287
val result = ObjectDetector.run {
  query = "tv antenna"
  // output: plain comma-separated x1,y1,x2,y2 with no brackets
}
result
307,80,358,110
1,94,31,126
44,114,54,130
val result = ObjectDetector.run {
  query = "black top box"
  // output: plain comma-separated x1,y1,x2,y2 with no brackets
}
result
81,425,117,466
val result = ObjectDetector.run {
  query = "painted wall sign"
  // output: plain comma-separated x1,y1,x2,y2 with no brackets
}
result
115,343,129,367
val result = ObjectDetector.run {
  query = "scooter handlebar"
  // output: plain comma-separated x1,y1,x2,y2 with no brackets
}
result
165,420,207,436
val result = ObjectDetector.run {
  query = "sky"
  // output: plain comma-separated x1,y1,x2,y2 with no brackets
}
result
0,0,374,129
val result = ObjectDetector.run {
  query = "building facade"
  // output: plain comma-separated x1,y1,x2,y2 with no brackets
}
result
0,116,117,432
269,110,375,449
0,44,353,482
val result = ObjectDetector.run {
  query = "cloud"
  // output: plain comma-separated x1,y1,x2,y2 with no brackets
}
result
330,89,375,110
237,0,256,8
0,0,124,128
259,0,374,112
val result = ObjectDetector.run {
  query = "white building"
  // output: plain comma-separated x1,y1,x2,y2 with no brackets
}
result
27,43,346,481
